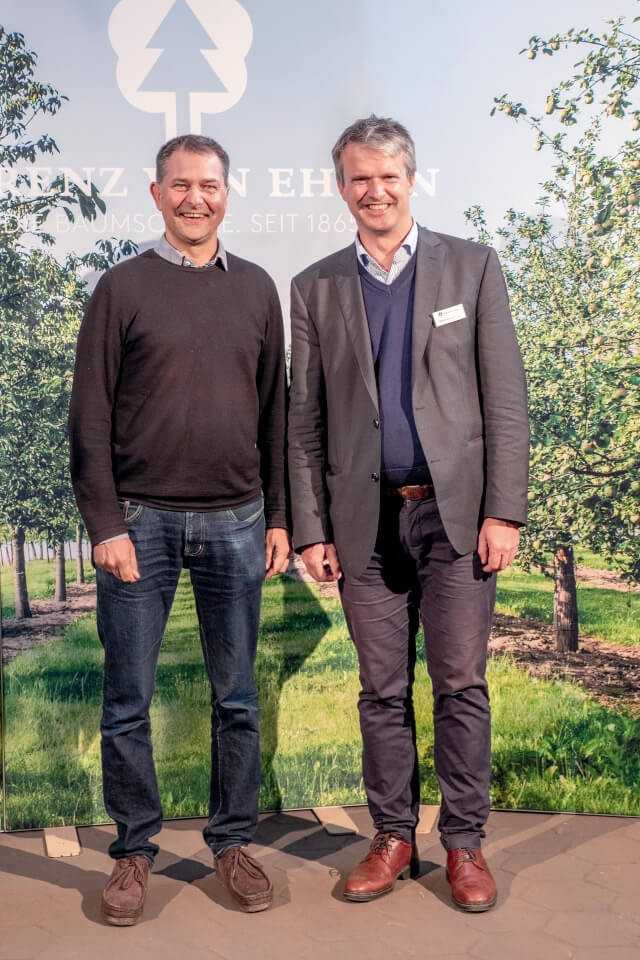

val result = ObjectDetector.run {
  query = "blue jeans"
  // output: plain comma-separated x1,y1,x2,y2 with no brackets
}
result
95,496,265,863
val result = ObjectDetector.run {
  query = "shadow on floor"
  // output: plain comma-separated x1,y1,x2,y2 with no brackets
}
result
1,807,633,923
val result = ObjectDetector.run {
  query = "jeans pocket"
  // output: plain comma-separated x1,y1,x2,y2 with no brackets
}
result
118,499,144,524
227,496,264,524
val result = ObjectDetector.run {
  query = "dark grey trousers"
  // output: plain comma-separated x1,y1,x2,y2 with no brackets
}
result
339,495,496,851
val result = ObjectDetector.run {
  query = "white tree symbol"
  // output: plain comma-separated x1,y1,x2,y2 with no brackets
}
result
109,0,253,138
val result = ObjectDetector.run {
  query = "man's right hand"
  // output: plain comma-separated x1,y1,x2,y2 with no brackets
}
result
93,537,140,582
300,542,342,582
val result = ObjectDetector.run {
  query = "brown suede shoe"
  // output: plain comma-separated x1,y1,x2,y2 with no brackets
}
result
446,848,497,912
215,846,273,913
343,832,420,902
101,855,150,926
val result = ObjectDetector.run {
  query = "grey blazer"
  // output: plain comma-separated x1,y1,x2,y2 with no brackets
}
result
287,225,529,580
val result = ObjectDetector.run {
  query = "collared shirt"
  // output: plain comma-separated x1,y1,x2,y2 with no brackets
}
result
155,233,228,270
355,220,418,285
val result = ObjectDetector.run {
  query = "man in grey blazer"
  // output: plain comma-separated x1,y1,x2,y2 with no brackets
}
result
288,116,529,911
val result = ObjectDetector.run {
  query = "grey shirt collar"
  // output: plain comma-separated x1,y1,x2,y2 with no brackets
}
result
155,233,228,270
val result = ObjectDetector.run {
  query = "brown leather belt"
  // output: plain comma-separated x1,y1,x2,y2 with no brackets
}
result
384,482,435,501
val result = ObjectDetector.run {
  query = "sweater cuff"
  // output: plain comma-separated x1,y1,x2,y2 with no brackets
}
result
87,520,129,548
97,532,131,545
265,511,289,531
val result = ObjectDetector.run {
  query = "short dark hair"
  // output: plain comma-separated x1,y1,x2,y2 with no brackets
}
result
332,115,416,186
155,135,230,185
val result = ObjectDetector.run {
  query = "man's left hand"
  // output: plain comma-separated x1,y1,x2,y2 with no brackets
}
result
477,518,520,573
265,527,292,579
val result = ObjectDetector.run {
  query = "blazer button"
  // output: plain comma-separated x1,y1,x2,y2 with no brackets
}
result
371,472,379,482
373,417,380,428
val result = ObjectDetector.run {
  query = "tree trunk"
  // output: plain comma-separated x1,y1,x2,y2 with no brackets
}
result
12,526,32,619
54,541,67,603
553,543,579,652
75,523,85,584
38,540,44,560
45,542,51,562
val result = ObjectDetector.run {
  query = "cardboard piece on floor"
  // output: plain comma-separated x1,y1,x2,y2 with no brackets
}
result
312,806,359,835
416,804,439,834
43,826,82,858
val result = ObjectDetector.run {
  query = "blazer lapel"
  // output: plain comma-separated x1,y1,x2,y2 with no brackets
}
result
332,227,445,415
412,228,446,403
334,268,379,414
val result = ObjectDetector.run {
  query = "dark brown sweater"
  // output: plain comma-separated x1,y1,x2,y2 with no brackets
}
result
69,249,288,546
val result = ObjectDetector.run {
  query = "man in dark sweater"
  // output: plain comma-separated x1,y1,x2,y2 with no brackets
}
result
288,117,529,910
69,135,290,922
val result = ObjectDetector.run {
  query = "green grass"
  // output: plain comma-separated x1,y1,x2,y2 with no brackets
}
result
536,548,617,572
574,548,618,571
2,574,640,831
496,566,639,645
1,558,94,619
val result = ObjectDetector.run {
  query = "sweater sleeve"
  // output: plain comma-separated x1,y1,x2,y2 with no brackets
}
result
68,271,128,546
256,279,289,530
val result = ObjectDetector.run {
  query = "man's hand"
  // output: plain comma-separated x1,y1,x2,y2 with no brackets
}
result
265,527,292,579
477,517,520,573
300,542,342,582
93,537,140,582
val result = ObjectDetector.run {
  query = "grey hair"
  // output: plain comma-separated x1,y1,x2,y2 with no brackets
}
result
155,135,230,185
331,114,417,186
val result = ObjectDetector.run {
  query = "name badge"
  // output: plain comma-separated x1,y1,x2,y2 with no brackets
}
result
432,303,466,326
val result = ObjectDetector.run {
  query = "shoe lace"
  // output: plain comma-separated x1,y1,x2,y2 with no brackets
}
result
226,847,266,881
451,848,486,870
367,832,405,860
116,856,147,889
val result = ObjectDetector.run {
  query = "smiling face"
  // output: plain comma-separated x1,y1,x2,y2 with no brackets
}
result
150,148,228,253
337,142,414,242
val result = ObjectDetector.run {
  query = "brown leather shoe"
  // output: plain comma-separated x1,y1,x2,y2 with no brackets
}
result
101,855,150,926
215,846,273,913
446,848,497,912
343,832,420,902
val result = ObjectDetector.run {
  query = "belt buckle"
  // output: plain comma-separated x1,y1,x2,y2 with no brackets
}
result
406,483,433,502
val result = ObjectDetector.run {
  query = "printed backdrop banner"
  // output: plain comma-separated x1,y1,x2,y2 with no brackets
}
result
1,0,639,831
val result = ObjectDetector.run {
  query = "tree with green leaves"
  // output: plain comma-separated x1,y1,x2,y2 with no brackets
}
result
467,10,640,651
0,27,135,617
0,251,82,610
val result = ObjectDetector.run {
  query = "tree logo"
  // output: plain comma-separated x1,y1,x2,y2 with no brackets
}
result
108,0,253,138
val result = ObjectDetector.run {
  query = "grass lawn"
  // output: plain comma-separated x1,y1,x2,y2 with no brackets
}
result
1,559,94,620
574,548,618,571
2,573,639,831
536,548,617,571
496,566,639,646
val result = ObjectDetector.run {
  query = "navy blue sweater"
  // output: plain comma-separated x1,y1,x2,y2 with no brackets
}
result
358,256,431,486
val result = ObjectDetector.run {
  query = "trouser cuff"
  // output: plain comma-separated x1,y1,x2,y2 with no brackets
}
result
375,824,414,843
112,852,155,866
209,841,247,858
441,833,482,851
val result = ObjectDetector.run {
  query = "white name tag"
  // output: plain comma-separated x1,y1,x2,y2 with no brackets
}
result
432,303,466,326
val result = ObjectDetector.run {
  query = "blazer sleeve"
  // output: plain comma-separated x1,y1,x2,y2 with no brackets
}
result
476,247,530,525
287,276,333,549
